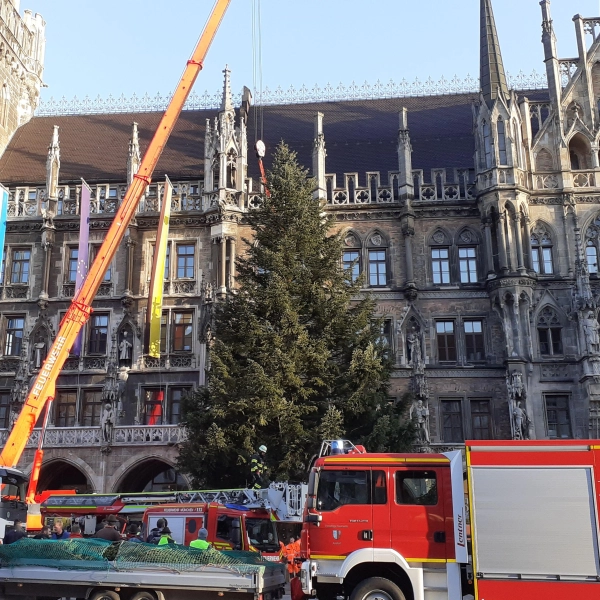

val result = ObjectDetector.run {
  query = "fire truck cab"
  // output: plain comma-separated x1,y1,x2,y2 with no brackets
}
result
143,503,282,558
301,441,600,600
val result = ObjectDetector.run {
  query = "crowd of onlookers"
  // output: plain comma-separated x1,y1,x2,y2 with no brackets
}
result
1,516,211,548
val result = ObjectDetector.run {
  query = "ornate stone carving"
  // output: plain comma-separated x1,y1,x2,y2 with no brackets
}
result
409,398,430,445
344,234,357,247
370,233,382,246
582,311,600,355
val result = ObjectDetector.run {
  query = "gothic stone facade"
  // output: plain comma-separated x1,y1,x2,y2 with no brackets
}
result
1,1,600,492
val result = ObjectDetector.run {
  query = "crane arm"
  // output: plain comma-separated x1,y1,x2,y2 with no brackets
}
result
0,0,231,468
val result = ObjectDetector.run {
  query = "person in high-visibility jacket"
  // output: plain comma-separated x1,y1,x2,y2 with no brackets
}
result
190,528,212,550
157,526,175,545
285,536,299,576
250,444,268,489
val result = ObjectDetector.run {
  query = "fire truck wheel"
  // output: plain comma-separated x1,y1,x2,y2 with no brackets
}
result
349,577,406,600
89,591,120,600
130,592,157,600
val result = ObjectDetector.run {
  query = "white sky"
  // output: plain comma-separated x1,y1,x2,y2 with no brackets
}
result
27,0,600,102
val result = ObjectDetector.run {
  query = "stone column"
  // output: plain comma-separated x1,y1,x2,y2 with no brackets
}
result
40,239,53,298
228,237,236,289
124,236,136,296
514,213,526,274
404,232,414,284
497,211,509,273
523,215,533,271
483,219,495,276
219,237,227,293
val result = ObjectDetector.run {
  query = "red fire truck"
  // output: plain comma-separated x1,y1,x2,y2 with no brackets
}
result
143,503,282,558
300,440,600,600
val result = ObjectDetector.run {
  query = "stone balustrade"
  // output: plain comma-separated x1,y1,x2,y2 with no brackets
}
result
0,425,187,448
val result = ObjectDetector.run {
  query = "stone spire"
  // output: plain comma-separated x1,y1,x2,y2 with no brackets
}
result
220,64,233,113
46,125,60,200
312,112,326,200
127,122,141,185
480,0,509,107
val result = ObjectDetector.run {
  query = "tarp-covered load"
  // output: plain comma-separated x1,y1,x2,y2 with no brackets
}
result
0,538,283,573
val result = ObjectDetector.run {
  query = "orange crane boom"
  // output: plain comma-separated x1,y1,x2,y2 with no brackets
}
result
0,0,231,469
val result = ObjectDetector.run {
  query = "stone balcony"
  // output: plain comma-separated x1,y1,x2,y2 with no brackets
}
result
0,425,186,448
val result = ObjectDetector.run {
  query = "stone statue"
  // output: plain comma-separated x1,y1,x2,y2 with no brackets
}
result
119,331,133,365
407,328,423,370
34,341,46,369
409,398,430,444
582,311,600,355
512,401,531,440
506,370,525,400
100,402,115,444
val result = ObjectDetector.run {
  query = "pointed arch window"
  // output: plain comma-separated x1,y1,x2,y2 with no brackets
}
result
497,118,507,165
482,120,492,168
587,240,598,274
367,233,388,287
537,307,562,356
342,233,361,283
531,229,554,275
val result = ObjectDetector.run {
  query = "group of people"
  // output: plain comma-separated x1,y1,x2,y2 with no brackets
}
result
2,518,77,544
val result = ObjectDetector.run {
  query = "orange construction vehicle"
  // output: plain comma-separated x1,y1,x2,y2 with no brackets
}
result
0,0,231,538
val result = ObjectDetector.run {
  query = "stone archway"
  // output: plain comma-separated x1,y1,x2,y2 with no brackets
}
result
112,456,190,492
36,459,95,493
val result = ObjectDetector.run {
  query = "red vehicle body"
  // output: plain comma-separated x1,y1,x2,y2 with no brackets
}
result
300,441,600,600
143,503,282,559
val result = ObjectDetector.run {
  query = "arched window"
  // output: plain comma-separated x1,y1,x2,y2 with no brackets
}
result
430,229,451,284
366,232,388,288
531,228,554,274
456,228,479,283
342,232,361,283
587,240,598,274
537,307,562,356
482,120,492,168
512,119,522,168
568,133,591,170
497,118,507,165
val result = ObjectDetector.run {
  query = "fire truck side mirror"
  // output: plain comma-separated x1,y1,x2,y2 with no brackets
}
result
305,514,322,524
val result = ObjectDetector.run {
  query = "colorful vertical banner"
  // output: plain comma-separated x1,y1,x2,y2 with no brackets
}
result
145,177,172,358
0,186,8,286
71,180,91,356
147,390,164,426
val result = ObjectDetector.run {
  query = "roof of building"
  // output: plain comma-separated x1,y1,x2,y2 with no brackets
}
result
0,91,546,187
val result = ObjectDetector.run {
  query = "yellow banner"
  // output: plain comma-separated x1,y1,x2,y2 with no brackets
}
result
147,178,172,358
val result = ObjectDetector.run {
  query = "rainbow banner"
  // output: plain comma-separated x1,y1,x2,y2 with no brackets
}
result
0,186,8,286
145,177,172,358
71,180,91,356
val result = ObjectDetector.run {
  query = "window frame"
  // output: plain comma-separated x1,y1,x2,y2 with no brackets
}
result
54,389,78,427
537,307,563,357
440,398,465,443
367,249,387,288
586,240,598,275
544,394,572,439
171,311,194,353
91,244,112,282
4,315,25,357
469,398,492,440
342,249,361,283
9,248,31,285
142,387,166,425
531,231,554,275
436,320,456,363
0,389,10,428
464,319,485,363
87,313,109,355
81,388,104,427
431,247,450,285
458,246,478,284
175,243,195,280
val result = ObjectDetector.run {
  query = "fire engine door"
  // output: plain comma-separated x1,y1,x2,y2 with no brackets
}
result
313,468,375,556
390,468,447,561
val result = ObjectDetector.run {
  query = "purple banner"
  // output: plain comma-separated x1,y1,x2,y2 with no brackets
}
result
71,181,91,356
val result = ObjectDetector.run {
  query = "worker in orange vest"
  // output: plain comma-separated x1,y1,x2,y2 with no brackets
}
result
285,536,299,577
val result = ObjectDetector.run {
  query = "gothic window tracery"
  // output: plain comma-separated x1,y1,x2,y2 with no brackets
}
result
537,307,562,357
482,120,492,169
497,117,507,165
587,240,598,274
212,156,220,190
530,225,554,275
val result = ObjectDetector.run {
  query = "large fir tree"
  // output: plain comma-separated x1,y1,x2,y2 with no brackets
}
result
178,143,413,487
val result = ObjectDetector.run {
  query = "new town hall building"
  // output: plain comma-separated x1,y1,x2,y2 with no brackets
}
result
0,0,598,492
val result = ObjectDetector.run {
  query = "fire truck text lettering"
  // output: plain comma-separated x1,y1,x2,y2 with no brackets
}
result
32,337,67,396
457,510,465,547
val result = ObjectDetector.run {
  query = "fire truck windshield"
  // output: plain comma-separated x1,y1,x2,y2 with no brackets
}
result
245,517,279,552
0,475,25,501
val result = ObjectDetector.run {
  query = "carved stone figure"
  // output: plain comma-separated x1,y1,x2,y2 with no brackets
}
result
512,401,531,440
100,402,115,444
407,328,423,370
409,398,430,444
119,330,133,365
33,341,46,369
506,370,525,400
582,311,600,355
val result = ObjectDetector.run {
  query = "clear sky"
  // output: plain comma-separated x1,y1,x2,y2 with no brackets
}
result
28,0,600,103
